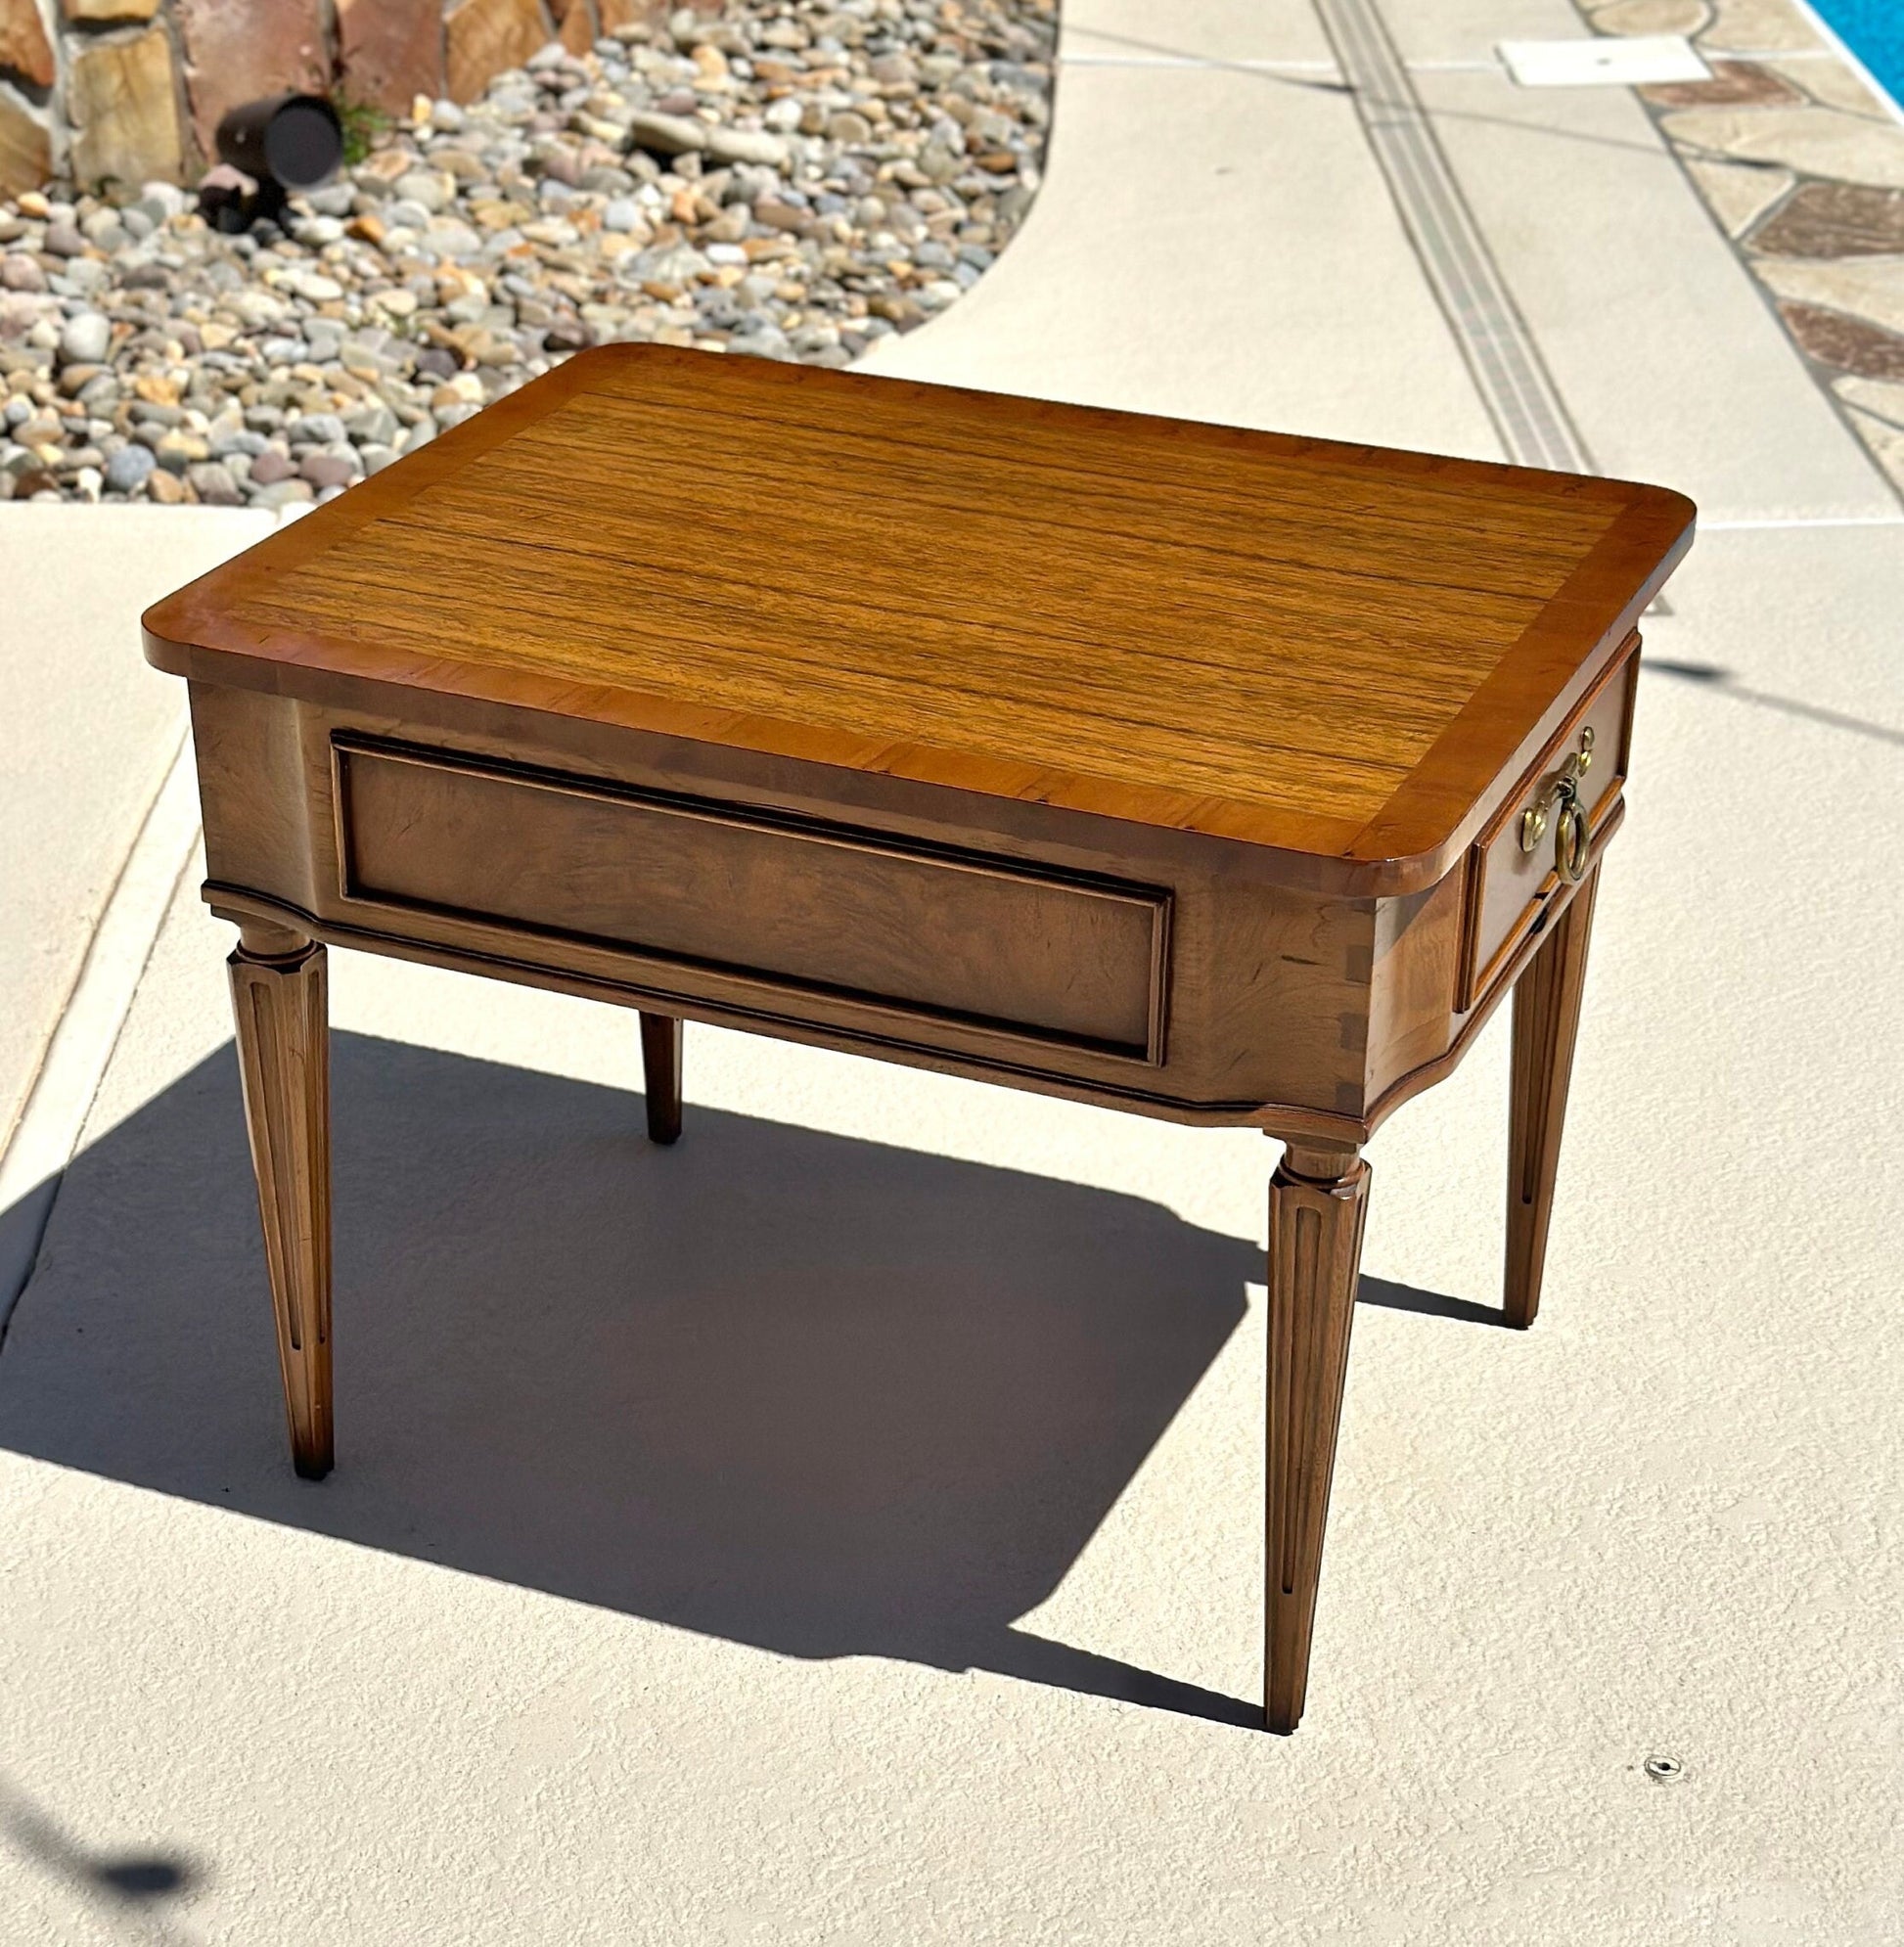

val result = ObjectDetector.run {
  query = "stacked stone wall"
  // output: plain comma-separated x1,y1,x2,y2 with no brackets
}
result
0,0,693,192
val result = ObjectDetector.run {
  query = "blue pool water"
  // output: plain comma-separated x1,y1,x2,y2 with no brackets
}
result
1808,1,1904,109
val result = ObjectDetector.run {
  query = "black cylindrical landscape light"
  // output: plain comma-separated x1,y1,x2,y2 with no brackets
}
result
214,92,343,191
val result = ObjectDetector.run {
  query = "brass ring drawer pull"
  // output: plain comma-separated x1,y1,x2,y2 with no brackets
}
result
1519,725,1595,883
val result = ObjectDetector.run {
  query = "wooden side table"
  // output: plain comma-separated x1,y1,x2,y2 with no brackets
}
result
144,346,1693,1731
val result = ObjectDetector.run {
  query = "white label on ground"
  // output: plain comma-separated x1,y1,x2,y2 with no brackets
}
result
1499,37,1710,88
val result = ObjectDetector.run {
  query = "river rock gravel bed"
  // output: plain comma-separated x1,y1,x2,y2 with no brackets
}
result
0,1,1054,507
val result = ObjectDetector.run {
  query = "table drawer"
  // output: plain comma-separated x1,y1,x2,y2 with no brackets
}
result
332,735,1170,1062
1457,641,1638,1011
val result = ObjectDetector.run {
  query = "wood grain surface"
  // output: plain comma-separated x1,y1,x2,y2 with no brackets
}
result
145,344,1693,876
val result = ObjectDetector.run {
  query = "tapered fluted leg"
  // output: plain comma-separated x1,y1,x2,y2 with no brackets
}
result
228,922,332,1480
1505,868,1601,1331
640,1011,683,1146
1266,1140,1370,1734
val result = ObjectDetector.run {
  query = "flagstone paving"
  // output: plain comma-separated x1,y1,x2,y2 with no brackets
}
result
1583,0,1904,490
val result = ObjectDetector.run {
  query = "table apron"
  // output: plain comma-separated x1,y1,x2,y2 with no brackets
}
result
187,685,1621,1139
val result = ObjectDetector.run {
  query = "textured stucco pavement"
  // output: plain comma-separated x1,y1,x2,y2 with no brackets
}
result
3,4,1902,1942
0,507,272,1154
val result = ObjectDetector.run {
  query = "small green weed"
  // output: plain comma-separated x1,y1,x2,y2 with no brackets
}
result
337,96,393,169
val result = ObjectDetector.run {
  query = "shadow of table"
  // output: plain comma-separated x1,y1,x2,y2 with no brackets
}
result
2,1033,1286,1724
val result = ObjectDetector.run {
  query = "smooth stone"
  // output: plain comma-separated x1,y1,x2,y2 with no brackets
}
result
540,316,591,350
287,411,348,446
704,126,789,168
250,476,315,506
103,443,157,492
299,450,359,489
229,290,290,327
343,401,400,445
429,372,485,407
153,430,208,471
186,460,243,504
625,111,708,156
752,201,808,234
141,178,190,213
248,447,297,484
57,312,112,365
431,148,486,181
636,241,707,281
538,146,584,188
732,331,793,364
919,140,965,185
425,220,485,257
393,171,451,213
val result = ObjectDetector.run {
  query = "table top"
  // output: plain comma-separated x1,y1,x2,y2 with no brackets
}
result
144,345,1693,879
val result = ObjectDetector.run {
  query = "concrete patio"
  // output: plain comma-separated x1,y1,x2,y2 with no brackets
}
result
3,2,1901,1941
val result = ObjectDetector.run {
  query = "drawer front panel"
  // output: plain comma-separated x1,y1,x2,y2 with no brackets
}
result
334,737,1168,1060
1458,642,1638,1011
